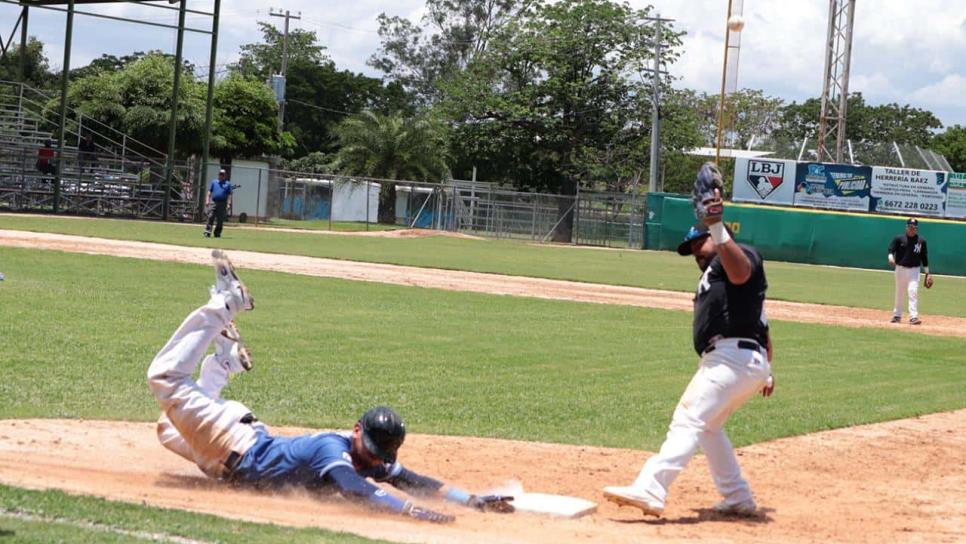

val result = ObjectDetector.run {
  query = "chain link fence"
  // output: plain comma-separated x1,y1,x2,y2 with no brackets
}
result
216,163,648,247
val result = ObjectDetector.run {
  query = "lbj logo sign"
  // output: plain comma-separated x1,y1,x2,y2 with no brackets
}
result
746,160,785,200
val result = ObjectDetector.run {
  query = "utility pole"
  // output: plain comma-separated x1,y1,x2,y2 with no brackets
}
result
648,15,663,193
641,15,672,193
269,8,301,131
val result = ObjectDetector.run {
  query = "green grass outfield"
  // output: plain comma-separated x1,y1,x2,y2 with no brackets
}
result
0,485,384,543
257,218,402,232
1,214,964,316
1,248,962,450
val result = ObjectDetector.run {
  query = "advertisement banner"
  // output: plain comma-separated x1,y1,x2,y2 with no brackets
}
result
732,158,797,205
944,172,966,219
870,167,946,217
793,163,872,212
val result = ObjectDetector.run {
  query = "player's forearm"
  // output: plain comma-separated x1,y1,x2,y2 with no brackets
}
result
327,465,408,513
386,467,444,496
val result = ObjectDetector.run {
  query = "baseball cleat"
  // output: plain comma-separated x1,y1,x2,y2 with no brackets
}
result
214,320,253,372
211,250,253,312
712,499,758,517
889,316,901,323
909,317,922,325
602,486,664,517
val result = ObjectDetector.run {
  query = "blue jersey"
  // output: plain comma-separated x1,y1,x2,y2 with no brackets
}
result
232,431,401,490
208,179,233,202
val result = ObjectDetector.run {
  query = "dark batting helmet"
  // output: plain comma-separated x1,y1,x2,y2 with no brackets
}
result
359,406,406,463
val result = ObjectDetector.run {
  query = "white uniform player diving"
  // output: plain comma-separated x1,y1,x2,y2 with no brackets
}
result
147,250,514,523
603,164,775,518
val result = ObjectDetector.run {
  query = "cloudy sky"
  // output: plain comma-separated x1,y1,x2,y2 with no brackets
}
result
3,0,964,127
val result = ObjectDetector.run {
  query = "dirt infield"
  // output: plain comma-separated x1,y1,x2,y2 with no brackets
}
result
0,413,963,543
2,230,964,337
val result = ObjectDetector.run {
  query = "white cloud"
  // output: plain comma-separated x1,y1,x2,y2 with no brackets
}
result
911,74,966,106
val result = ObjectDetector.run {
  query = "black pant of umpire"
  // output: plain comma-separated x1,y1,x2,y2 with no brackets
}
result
205,201,228,238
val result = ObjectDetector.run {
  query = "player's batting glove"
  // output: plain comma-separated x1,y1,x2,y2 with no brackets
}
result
403,503,455,524
692,162,725,223
467,495,515,513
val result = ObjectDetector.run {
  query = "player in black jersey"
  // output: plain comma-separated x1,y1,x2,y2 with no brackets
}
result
604,163,774,518
888,218,930,325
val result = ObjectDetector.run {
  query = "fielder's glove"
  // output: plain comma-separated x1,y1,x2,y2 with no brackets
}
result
692,162,725,222
403,502,455,524
924,273,934,289
467,495,515,513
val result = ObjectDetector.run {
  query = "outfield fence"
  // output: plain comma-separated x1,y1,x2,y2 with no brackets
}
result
215,162,647,248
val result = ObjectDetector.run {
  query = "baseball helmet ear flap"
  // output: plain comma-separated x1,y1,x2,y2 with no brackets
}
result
359,406,406,463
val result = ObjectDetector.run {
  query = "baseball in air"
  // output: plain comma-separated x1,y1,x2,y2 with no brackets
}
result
727,15,745,32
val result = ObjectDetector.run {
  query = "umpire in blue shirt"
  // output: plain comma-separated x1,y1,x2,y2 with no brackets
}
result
204,169,233,238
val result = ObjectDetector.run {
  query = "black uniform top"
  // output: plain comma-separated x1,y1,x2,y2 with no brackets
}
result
888,234,928,268
692,244,769,355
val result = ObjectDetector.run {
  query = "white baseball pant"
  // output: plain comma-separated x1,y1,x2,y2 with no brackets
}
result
147,293,259,478
632,338,771,506
893,265,920,320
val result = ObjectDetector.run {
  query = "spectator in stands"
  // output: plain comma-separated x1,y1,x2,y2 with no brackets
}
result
204,169,234,238
78,133,98,173
36,139,56,181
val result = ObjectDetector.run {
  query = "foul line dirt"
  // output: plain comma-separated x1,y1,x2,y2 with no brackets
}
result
0,413,963,544
1,229,964,338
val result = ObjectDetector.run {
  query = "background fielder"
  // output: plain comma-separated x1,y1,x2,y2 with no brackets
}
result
888,218,931,325
603,163,774,518
148,250,513,523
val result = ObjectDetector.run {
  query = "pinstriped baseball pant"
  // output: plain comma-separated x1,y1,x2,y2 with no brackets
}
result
147,294,259,478
633,339,770,506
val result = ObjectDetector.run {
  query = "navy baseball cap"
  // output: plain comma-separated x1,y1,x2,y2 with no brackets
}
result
906,218,918,226
677,224,711,255
359,406,406,463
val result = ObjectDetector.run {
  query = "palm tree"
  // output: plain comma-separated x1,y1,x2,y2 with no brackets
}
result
331,111,450,223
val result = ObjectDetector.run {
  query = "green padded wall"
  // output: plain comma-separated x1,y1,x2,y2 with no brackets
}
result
644,195,966,276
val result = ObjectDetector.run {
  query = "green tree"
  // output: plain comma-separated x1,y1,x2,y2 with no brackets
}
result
932,125,966,172
56,53,286,161
0,38,53,88
69,51,195,80
211,75,294,160
331,111,449,223
774,93,942,147
370,0,535,105
234,23,415,158
55,53,206,155
284,60,414,156
233,22,328,79
441,0,683,240
282,151,330,174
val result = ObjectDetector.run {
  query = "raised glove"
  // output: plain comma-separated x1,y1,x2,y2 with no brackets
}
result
692,162,724,222
924,273,934,289
467,494,515,513
403,503,455,524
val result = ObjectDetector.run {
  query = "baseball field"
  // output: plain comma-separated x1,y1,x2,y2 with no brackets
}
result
0,214,964,543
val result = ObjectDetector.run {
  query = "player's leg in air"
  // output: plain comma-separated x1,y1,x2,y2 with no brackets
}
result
147,250,258,478
156,320,259,464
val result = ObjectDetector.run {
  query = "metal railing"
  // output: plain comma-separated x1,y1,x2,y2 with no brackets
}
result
0,80,196,218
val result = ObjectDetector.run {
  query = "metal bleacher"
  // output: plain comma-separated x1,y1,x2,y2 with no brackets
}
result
0,80,196,219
